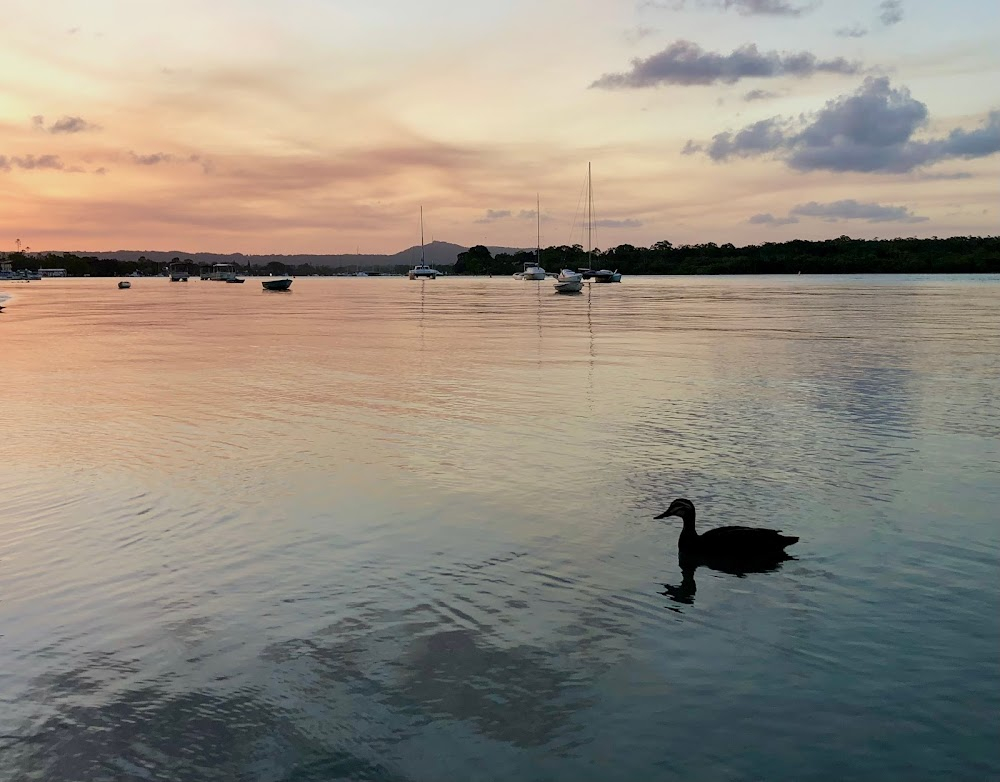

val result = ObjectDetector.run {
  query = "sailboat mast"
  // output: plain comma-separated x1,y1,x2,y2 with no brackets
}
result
587,161,592,268
536,193,541,265
420,205,425,264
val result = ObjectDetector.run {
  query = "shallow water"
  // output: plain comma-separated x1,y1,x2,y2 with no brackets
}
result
1,275,997,781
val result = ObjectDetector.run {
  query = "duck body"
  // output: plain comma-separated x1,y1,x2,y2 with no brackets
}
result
656,498,798,562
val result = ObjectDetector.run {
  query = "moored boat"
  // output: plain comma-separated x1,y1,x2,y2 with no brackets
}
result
553,268,583,293
408,207,442,280
262,277,293,291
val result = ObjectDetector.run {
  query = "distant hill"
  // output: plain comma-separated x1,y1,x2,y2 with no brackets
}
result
52,241,530,269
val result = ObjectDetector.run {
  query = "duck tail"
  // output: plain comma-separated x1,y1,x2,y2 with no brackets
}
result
780,535,799,548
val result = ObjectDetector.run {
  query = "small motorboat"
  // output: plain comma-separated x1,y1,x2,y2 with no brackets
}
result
118,280,131,289
591,268,622,283
553,268,583,294
262,278,292,291
226,277,245,284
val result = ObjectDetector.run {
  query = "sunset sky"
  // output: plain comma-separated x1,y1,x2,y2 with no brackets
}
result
2,0,998,255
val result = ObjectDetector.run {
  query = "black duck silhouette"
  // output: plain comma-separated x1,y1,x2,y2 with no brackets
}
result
656,499,799,607
655,498,798,561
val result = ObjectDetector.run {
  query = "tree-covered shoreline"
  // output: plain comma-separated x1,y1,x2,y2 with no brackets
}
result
459,235,1000,276
3,235,998,277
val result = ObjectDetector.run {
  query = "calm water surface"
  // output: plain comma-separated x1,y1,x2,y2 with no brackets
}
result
1,275,997,781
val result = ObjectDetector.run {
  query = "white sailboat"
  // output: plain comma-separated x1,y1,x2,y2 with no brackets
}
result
409,206,442,280
578,163,622,284
515,195,547,280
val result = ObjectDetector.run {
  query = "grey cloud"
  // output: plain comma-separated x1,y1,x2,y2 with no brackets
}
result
641,0,813,15
707,118,788,160
625,25,657,43
94,167,109,175
744,89,779,101
752,199,927,225
0,154,65,171
835,24,868,37
595,218,642,228
17,154,64,169
49,116,97,134
942,110,1000,157
879,0,903,26
686,77,1000,173
749,212,799,225
591,40,860,88
475,208,540,224
475,209,513,223
130,152,174,165
790,199,927,222
31,115,99,133
716,0,811,14
914,171,973,181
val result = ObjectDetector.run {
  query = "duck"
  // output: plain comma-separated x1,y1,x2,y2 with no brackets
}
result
655,498,798,560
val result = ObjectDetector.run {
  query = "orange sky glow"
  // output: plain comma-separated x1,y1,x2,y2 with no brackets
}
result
2,0,998,255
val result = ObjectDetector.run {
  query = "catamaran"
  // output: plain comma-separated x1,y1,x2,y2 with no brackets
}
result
409,207,442,280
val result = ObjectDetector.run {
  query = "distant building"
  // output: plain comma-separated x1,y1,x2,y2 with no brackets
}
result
38,268,68,277
1,260,11,274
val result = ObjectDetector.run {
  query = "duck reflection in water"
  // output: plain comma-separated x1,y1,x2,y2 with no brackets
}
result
654,498,799,606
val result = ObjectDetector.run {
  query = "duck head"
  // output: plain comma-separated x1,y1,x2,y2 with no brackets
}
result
655,498,695,521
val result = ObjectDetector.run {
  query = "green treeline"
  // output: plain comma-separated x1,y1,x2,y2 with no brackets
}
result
457,235,1000,276
3,235,998,277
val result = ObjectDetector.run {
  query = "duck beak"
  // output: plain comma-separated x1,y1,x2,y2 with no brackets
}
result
654,510,673,519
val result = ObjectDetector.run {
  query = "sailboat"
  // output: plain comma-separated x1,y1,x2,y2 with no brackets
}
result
408,206,442,280
554,190,583,294
516,195,548,281
578,163,622,284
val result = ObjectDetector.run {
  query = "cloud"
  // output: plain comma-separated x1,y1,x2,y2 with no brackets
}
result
706,117,789,160
624,25,657,43
31,115,100,133
835,24,868,38
641,0,813,15
687,77,1000,173
475,209,513,223
752,200,927,226
790,199,927,222
744,89,779,101
0,154,65,171
913,171,973,181
749,212,799,225
129,152,175,165
591,41,860,88
49,116,97,134
879,0,903,26
717,0,811,13
595,218,642,228
475,208,540,223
